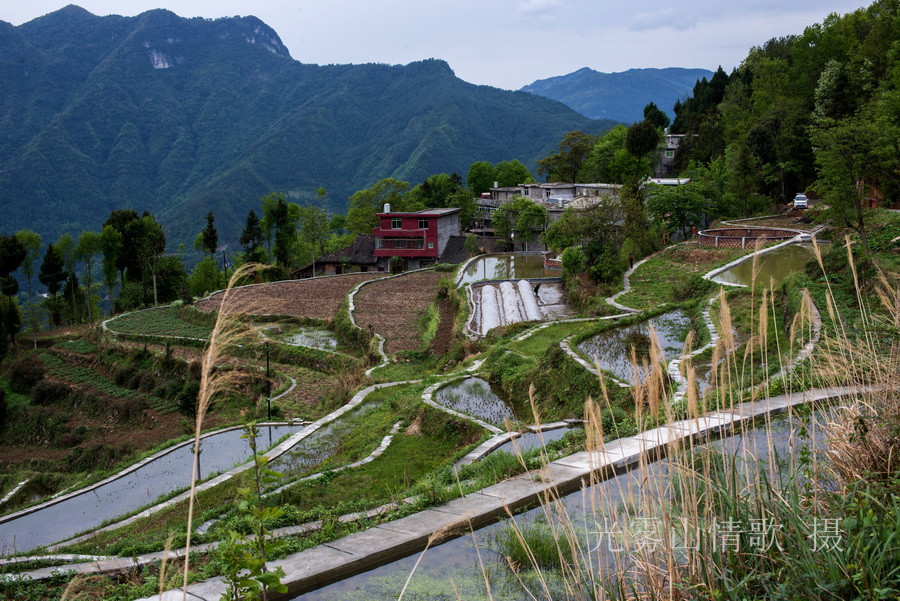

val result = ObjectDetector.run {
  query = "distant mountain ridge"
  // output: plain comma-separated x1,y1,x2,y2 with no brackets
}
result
0,5,616,248
521,67,715,123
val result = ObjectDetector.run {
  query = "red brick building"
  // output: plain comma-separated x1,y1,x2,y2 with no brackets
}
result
372,208,461,269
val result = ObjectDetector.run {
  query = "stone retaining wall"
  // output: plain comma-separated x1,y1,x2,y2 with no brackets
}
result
699,227,798,248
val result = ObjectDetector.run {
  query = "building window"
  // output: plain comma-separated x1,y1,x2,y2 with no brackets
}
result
418,218,428,229
391,218,402,229
522,188,529,196
375,237,425,250
428,241,434,249
665,150,675,159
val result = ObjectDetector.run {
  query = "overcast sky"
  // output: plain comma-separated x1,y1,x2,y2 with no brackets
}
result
4,1,871,89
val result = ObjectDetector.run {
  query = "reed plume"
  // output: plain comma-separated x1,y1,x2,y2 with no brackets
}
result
181,263,265,599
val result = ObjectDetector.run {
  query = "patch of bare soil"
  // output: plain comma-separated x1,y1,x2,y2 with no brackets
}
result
405,416,423,436
354,271,444,353
667,246,730,265
195,273,381,320
431,298,455,356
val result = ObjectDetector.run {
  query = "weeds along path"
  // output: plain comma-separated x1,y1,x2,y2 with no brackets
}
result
353,270,445,354
195,272,381,320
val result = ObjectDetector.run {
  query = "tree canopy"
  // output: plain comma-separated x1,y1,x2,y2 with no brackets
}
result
537,131,594,183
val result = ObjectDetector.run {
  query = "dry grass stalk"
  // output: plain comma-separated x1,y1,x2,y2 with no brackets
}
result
181,263,265,598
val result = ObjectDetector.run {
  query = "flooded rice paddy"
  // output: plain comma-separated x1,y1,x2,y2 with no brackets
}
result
576,310,695,384
293,414,818,600
434,378,517,427
458,254,554,286
0,424,301,554
712,243,818,288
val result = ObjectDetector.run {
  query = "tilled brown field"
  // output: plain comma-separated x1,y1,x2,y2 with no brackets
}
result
354,270,444,353
195,273,381,320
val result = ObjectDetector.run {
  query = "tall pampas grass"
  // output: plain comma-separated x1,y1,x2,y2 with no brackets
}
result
181,263,265,598
454,239,898,601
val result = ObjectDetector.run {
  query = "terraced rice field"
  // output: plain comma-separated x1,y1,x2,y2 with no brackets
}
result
195,273,381,320
354,271,444,353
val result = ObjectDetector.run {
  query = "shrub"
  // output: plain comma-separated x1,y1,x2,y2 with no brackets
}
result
30,380,70,405
116,281,144,312
7,355,46,394
389,256,405,274
113,366,131,386
178,381,200,416
560,246,587,274
672,274,715,301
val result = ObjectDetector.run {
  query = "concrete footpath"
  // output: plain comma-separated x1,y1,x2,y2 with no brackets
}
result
135,385,870,601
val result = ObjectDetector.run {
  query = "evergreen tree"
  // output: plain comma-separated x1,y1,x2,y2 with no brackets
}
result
240,210,266,263
15,230,42,343
0,235,27,353
38,244,66,326
643,102,670,130
201,211,219,259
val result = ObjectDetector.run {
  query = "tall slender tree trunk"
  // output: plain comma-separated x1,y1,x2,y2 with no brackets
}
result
152,262,158,306
27,276,36,349
84,264,94,324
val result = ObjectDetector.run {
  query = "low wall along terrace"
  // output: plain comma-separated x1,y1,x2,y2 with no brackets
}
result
699,227,798,248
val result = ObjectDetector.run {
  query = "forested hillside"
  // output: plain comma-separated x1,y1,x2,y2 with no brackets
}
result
669,0,898,216
0,5,614,248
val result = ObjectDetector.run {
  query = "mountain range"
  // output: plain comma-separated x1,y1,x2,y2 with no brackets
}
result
0,5,617,249
521,67,714,123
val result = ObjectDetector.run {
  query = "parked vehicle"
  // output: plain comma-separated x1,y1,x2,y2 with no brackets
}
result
793,193,808,209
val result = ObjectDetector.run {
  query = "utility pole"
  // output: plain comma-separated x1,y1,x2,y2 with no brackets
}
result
265,341,271,419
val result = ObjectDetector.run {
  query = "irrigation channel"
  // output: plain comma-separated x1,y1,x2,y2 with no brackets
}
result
0,424,303,554
292,411,822,601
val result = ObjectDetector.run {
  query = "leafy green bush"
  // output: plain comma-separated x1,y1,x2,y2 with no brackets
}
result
671,273,715,301
7,354,46,394
561,246,587,274
30,380,70,405
334,299,371,352
389,256,405,274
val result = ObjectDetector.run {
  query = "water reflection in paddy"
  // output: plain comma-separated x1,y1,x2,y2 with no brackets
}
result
294,415,816,601
267,403,377,483
434,378,517,427
458,254,553,286
281,327,339,352
492,427,574,456
576,310,694,384
712,242,818,288
0,424,301,554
